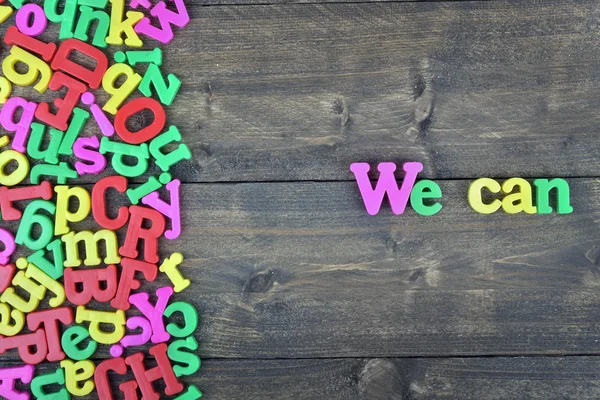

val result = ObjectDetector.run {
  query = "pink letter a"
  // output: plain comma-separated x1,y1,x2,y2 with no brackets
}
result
350,162,423,215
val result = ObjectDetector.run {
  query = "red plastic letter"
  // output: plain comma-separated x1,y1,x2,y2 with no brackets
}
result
51,38,108,90
114,97,165,145
111,257,157,310
26,306,73,362
64,265,118,305
119,206,165,264
4,25,56,61
94,357,127,400
0,182,53,221
35,72,86,131
0,329,47,364
91,176,129,230
125,343,183,400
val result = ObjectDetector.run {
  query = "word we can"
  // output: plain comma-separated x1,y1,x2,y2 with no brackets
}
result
350,162,573,216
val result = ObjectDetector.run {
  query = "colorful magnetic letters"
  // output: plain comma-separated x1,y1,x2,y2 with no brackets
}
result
0,2,200,399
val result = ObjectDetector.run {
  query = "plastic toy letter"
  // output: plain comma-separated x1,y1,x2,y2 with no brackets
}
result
0,364,34,400
350,162,424,215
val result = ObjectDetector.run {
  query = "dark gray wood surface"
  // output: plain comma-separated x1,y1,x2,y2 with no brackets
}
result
4,179,600,360
160,0,600,182
200,356,600,399
17,0,600,182
18,356,600,399
2,0,600,399
160,0,600,383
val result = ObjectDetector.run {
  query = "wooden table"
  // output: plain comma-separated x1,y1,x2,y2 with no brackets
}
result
9,0,600,398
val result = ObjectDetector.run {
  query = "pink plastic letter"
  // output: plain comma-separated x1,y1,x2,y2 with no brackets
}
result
0,97,37,153
130,0,152,8
16,4,47,37
349,162,423,215
123,316,152,347
110,316,152,357
141,179,181,240
134,0,189,44
74,136,106,175
0,228,16,265
129,286,173,344
0,364,34,400
81,92,114,137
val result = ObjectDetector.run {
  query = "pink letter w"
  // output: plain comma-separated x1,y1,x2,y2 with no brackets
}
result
350,162,424,215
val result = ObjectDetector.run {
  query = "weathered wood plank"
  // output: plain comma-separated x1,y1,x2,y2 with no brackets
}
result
194,0,493,5
158,0,600,182
6,1,600,182
4,178,592,297
167,178,600,294
22,0,489,7
199,356,600,399
194,288,600,358
17,356,600,399
5,179,600,359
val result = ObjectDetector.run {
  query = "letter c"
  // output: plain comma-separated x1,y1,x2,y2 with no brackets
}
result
468,178,501,214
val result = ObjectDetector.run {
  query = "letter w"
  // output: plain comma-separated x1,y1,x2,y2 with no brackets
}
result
350,162,423,215
134,0,189,44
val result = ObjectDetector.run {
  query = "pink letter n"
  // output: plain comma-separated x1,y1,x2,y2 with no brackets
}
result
350,162,423,215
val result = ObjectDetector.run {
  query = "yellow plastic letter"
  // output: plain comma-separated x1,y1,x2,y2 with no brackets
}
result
2,46,52,93
54,186,91,235
0,76,12,104
0,302,24,336
0,6,14,24
60,359,95,396
75,305,125,344
0,271,46,313
159,252,190,293
17,257,65,308
502,178,537,214
0,149,29,186
61,230,121,267
468,178,501,214
101,63,142,115
106,0,144,48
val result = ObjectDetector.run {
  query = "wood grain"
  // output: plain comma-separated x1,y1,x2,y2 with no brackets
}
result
23,0,483,7
4,179,600,360
4,1,600,397
166,178,600,295
6,1,600,183
20,356,600,399
194,0,493,5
